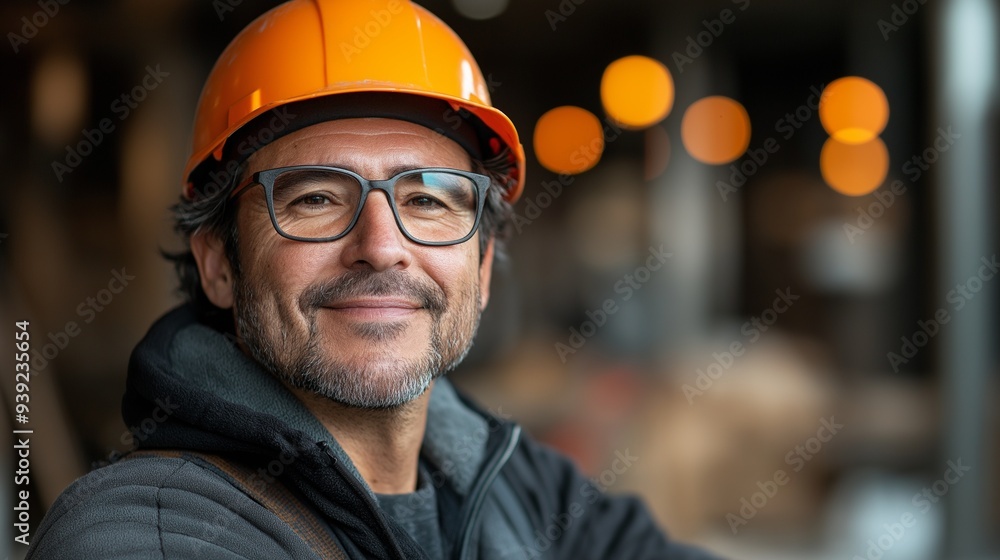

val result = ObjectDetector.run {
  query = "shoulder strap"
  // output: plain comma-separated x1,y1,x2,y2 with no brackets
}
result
126,449,347,560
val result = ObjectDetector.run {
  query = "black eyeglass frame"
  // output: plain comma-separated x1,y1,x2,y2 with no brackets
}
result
230,165,492,246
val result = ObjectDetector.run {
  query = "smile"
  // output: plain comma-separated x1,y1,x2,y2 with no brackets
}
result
324,298,423,320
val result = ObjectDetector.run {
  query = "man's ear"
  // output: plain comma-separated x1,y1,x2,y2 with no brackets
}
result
478,238,495,311
191,229,235,309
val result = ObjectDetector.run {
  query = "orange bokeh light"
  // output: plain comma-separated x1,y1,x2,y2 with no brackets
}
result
533,106,605,175
819,76,889,145
681,96,751,165
820,137,889,196
601,55,674,129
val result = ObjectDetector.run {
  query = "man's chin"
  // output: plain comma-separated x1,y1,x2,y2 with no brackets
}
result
325,382,435,411
291,367,437,410
344,320,411,342
314,334,434,364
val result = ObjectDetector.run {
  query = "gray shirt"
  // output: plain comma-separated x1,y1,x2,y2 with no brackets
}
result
376,462,445,560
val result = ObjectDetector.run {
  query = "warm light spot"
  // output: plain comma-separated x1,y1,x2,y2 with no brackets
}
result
644,124,671,180
680,96,751,164
32,51,88,147
820,137,889,196
819,76,889,144
533,106,605,175
601,55,674,129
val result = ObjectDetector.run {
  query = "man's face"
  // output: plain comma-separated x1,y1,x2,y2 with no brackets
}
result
197,118,494,409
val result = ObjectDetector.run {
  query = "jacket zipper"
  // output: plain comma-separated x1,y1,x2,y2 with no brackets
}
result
454,424,522,560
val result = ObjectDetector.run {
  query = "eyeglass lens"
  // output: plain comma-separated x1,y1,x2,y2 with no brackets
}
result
269,168,480,243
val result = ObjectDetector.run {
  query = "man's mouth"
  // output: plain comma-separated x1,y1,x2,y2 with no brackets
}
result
324,298,423,320
301,269,446,320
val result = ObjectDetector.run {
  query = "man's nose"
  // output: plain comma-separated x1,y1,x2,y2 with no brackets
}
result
338,190,411,271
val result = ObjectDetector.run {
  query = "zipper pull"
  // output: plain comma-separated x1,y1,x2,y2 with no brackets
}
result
317,441,338,465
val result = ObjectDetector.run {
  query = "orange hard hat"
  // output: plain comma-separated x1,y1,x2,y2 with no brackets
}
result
183,0,525,202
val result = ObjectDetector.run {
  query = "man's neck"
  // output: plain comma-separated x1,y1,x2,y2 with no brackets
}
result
290,383,432,495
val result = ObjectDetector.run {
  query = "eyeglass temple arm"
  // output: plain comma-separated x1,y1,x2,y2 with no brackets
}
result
230,172,258,199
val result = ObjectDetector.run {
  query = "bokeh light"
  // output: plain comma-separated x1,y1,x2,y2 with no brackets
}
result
31,51,88,147
533,106,605,175
820,137,889,196
680,96,751,165
601,55,674,129
451,0,509,20
819,76,889,144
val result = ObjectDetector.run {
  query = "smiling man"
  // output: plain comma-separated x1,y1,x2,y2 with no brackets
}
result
26,1,719,559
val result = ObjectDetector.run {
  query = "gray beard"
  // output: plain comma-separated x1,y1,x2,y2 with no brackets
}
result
233,268,481,409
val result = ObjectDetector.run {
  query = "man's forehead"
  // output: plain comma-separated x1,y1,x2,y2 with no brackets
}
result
246,117,472,171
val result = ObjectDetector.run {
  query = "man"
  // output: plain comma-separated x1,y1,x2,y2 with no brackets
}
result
27,1,719,558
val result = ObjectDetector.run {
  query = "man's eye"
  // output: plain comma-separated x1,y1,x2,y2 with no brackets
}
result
408,195,444,208
298,194,330,205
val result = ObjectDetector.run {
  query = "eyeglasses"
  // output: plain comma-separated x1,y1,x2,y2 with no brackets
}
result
231,165,492,246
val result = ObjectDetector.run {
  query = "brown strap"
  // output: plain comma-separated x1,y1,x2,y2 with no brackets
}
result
127,450,347,560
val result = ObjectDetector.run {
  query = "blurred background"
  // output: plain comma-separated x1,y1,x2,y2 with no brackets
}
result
1,0,997,558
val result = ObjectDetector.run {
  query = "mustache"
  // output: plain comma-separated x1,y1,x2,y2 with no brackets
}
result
299,269,447,315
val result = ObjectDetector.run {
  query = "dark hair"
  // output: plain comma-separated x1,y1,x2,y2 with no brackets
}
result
164,154,514,325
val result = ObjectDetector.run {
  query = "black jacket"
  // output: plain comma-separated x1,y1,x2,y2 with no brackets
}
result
26,305,721,559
